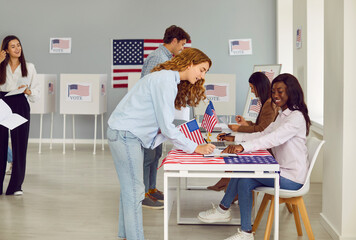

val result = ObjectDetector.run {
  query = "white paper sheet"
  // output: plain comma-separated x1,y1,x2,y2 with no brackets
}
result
0,99,28,130
204,148,237,157
4,86,26,97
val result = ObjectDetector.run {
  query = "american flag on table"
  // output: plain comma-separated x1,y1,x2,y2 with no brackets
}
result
112,39,191,88
224,150,277,164
249,98,262,113
179,119,205,145
68,84,90,97
159,149,275,167
201,101,218,133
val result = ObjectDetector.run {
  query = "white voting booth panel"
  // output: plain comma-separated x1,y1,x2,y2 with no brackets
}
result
29,74,56,153
30,74,56,114
59,74,108,154
60,74,107,115
194,74,236,118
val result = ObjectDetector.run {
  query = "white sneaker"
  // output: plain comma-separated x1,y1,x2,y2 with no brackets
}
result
224,229,254,240
197,203,231,223
14,190,23,196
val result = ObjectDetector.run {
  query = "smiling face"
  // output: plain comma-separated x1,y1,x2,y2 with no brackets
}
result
272,81,289,110
6,39,22,59
183,62,209,84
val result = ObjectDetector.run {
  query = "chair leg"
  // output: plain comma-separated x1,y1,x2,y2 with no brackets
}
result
285,203,293,213
264,195,275,240
298,197,315,240
292,203,303,236
252,194,270,232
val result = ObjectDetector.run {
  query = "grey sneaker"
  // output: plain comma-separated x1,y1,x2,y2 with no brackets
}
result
149,189,164,202
142,194,164,210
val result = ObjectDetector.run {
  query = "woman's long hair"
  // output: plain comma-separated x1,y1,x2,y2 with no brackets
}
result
152,48,212,110
249,72,271,106
0,35,27,85
272,73,311,135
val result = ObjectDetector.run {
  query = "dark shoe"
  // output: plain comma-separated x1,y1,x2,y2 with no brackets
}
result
207,178,230,191
148,188,164,202
142,194,164,210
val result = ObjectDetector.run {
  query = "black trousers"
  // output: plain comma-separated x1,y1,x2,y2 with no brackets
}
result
0,92,30,195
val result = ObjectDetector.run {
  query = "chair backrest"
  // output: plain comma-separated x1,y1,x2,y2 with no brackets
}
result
296,137,325,195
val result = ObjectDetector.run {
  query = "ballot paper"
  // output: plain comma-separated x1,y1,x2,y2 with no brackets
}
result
204,148,237,157
0,99,28,130
4,86,27,97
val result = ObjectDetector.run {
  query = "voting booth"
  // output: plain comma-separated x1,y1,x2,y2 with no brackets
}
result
29,74,57,153
59,74,107,154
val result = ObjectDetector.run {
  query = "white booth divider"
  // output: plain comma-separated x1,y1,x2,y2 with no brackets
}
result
29,74,57,153
60,74,107,154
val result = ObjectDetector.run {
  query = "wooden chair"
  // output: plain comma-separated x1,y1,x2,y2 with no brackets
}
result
252,137,325,240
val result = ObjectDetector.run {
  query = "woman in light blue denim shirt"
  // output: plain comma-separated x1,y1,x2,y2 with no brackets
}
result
107,48,216,240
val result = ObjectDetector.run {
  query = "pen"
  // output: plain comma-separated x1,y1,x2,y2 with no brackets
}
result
204,138,208,144
220,133,231,137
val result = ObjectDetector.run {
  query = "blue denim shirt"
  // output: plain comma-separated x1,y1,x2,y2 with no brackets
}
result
108,70,197,153
141,44,172,77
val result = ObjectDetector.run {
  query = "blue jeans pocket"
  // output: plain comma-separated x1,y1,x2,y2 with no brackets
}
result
107,128,119,142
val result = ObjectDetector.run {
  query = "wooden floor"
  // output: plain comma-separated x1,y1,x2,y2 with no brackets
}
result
0,144,333,240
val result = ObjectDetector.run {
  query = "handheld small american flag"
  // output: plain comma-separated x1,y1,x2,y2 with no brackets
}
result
201,101,218,133
179,119,205,145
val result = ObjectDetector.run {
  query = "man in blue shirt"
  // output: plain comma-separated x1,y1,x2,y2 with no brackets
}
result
141,25,190,209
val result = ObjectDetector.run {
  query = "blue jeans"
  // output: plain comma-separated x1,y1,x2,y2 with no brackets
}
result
7,147,12,163
220,176,303,232
107,127,145,240
143,144,162,193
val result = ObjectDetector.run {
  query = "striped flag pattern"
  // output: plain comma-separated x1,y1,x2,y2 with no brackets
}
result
179,119,205,145
112,39,191,88
159,149,273,168
201,101,218,133
249,98,262,113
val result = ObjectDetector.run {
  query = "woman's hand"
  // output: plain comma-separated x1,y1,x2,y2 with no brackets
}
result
217,133,235,142
221,144,244,154
18,85,31,95
0,50,6,64
194,144,216,155
228,124,240,132
235,115,248,126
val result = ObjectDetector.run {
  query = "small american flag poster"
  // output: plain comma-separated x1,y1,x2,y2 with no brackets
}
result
229,39,252,55
66,83,91,102
111,39,191,88
50,38,71,54
204,83,229,102
296,27,302,49
248,98,262,117
48,82,54,95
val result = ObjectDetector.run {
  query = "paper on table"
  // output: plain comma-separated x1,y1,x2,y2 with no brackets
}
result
204,148,237,157
4,86,27,97
0,99,28,130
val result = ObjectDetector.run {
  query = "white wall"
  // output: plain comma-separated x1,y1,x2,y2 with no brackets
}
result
321,0,356,239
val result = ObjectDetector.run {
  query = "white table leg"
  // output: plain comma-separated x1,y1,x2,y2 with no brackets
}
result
50,112,54,150
72,115,76,150
274,174,279,240
63,114,66,154
101,113,104,150
93,114,97,155
39,113,43,154
164,173,169,240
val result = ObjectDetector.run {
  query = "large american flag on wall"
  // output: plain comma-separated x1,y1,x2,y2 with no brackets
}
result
111,39,191,88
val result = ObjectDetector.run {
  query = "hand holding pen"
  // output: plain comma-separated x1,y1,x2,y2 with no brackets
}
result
217,132,235,142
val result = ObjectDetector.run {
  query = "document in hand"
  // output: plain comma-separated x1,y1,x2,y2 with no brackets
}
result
4,86,27,97
0,99,28,130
